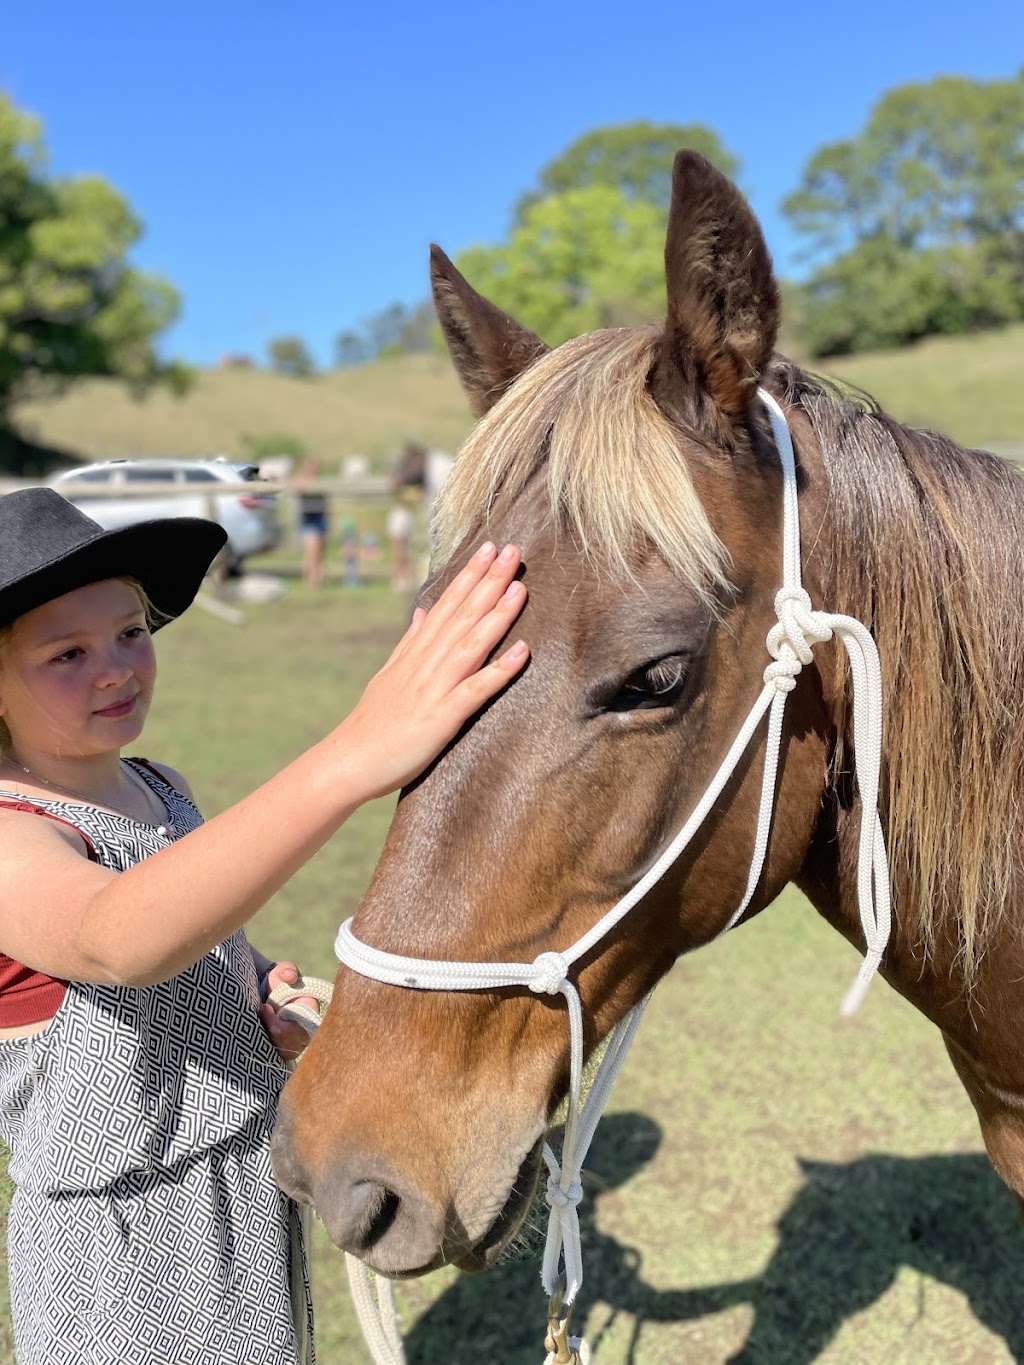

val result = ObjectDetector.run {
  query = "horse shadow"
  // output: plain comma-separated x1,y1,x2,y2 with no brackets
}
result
401,1114,1024,1363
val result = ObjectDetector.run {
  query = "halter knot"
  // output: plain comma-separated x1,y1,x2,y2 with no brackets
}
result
764,586,833,692
529,951,570,996
546,1177,584,1210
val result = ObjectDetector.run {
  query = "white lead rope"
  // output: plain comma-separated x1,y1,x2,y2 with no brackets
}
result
332,389,893,1355
270,977,408,1365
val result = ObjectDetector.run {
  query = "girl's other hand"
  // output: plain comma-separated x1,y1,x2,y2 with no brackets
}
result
258,961,320,1062
338,542,529,800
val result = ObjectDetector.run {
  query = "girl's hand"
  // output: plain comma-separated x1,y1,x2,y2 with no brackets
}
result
337,542,529,801
258,961,320,1062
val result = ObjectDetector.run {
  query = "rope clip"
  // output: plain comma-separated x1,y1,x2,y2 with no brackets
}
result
544,1281,581,1365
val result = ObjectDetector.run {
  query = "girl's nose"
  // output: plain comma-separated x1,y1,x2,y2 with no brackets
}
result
96,649,133,687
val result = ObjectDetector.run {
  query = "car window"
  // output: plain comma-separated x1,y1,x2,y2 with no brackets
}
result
65,469,113,483
124,467,178,483
184,468,219,483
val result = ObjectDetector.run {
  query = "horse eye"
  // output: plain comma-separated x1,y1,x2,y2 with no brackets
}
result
607,656,689,712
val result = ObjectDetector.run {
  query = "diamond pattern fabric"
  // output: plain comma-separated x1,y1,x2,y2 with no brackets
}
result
0,763,314,1363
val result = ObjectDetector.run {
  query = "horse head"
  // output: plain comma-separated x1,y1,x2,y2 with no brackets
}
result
271,152,849,1277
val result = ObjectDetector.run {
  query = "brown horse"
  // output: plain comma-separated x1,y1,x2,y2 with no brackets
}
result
272,151,1024,1290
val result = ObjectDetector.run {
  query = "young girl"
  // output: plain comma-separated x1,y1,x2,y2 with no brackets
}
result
0,487,529,1365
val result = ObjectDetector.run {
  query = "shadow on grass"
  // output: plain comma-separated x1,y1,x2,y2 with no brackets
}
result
403,1114,1024,1363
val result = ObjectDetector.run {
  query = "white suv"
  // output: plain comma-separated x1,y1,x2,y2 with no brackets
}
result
51,457,282,576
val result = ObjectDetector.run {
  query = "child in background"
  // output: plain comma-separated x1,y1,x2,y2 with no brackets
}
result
293,456,329,589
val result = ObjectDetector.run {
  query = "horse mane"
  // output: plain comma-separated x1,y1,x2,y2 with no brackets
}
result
432,327,731,606
772,358,1024,982
435,325,1024,984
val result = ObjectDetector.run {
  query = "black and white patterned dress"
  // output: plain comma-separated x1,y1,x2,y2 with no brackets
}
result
0,760,315,1364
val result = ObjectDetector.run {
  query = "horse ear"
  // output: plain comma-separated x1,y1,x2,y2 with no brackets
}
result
650,151,780,430
430,245,549,416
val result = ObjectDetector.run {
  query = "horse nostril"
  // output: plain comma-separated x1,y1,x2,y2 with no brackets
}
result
317,1159,445,1273
348,1181,401,1251
357,1184,404,1250
272,1100,445,1272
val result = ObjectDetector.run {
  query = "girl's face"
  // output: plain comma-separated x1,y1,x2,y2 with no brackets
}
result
0,579,157,760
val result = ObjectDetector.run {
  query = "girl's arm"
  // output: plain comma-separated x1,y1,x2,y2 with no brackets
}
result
0,543,529,987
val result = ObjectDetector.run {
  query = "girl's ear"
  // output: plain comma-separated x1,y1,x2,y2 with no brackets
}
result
430,245,549,416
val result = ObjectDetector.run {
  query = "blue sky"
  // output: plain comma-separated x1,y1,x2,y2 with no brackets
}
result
3,1,1018,367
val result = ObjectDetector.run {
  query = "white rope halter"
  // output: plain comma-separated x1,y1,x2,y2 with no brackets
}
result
334,388,892,1350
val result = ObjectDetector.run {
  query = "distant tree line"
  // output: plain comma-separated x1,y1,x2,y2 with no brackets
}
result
2,72,1023,469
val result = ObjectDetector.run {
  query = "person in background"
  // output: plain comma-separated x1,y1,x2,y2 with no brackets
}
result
386,498,414,592
339,520,361,589
293,456,329,589
387,442,427,593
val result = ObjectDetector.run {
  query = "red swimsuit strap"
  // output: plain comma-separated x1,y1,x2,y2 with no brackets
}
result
0,799,97,1023
0,799,100,862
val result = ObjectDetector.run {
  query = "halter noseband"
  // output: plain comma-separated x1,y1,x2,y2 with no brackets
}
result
335,389,891,1322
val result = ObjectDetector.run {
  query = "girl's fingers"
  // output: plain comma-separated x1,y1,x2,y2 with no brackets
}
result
417,553,524,671
438,580,528,684
386,548,509,664
417,543,518,645
447,639,530,718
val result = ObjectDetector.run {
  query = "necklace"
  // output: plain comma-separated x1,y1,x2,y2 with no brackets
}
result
6,755,173,835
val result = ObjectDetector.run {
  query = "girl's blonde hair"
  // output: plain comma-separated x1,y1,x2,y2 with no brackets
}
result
0,576,161,759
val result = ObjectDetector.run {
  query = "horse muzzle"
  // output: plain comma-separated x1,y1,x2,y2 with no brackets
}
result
272,1097,546,1278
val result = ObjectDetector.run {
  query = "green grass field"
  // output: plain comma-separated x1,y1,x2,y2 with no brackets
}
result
2,565,1020,1363
11,323,1024,468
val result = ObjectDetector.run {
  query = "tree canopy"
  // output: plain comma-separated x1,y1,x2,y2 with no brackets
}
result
267,334,316,377
514,120,740,219
334,300,438,368
0,92,186,468
459,124,740,345
784,71,1024,355
458,185,667,345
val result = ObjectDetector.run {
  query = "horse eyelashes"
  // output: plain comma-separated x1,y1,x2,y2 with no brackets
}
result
607,655,690,711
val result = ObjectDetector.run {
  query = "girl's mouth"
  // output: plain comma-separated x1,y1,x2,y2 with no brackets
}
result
94,695,137,718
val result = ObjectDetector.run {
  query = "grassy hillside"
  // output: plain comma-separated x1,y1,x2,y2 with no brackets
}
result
11,325,1024,467
11,354,475,468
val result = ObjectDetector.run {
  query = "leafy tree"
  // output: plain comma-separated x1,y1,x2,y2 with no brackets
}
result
394,299,439,355
452,122,739,346
334,329,370,368
0,92,186,469
515,120,740,220
784,71,1024,355
267,334,315,377
458,184,667,345
335,300,439,367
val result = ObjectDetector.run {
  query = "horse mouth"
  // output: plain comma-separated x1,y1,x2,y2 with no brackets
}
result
450,1135,546,1272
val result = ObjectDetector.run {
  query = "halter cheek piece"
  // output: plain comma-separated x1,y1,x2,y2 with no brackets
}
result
335,389,892,1333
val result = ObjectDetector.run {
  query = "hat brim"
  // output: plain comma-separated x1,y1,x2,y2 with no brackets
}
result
0,517,228,631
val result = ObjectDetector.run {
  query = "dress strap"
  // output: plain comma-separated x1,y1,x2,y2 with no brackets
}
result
126,756,183,798
0,799,100,862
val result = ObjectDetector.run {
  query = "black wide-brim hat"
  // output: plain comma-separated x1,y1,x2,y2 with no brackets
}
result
0,487,228,630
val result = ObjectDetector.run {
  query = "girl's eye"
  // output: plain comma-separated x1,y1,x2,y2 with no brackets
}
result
123,625,149,640
52,647,83,664
608,655,690,712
